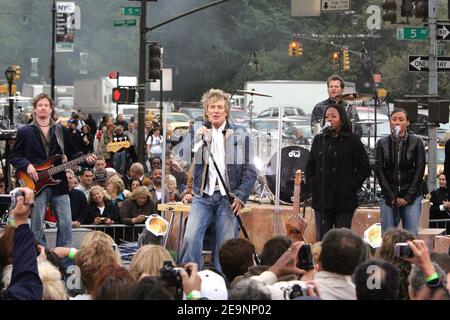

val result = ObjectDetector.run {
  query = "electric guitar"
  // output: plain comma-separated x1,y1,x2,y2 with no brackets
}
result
17,153,95,196
106,141,131,153
285,170,307,242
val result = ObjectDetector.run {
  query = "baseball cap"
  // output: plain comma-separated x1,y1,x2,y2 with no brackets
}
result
94,170,107,182
198,270,228,300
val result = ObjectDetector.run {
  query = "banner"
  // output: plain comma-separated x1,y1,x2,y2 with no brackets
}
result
56,2,75,52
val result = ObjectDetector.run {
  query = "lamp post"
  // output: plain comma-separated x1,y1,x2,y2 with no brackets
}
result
51,0,56,100
4,66,16,126
3,66,16,194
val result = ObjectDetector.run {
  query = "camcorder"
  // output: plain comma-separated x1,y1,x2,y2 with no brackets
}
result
0,189,25,224
296,243,315,271
394,242,414,258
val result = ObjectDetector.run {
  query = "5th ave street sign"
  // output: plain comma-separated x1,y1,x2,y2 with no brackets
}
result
397,26,428,40
409,55,450,72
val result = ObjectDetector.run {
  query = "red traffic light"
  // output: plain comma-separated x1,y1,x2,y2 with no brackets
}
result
112,87,135,104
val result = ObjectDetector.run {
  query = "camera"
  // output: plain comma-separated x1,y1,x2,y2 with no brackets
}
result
283,283,308,300
394,242,414,258
159,260,182,288
9,189,25,211
296,243,314,270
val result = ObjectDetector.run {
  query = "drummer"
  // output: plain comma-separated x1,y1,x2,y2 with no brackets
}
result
311,74,362,137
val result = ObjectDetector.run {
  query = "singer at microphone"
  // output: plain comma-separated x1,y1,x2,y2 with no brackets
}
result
181,88,257,270
305,104,370,241
320,121,332,133
375,108,425,237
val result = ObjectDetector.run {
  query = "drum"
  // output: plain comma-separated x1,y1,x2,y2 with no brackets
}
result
264,145,310,204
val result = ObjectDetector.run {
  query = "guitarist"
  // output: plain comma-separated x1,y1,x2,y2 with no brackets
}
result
9,93,96,248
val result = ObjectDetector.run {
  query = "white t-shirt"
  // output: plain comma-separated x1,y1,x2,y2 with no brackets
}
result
147,134,163,155
97,206,105,216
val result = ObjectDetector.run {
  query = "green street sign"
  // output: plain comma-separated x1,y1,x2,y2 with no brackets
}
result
397,26,428,40
121,7,141,16
113,19,137,27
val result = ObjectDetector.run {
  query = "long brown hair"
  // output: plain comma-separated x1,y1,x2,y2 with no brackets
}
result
32,93,56,120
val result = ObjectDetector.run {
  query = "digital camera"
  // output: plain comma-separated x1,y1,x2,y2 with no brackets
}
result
296,243,315,270
287,283,308,300
394,242,414,258
159,260,182,288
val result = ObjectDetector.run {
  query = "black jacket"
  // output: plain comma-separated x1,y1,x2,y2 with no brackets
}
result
375,134,425,205
429,187,450,220
305,131,371,211
69,188,89,224
87,200,120,224
4,225,43,300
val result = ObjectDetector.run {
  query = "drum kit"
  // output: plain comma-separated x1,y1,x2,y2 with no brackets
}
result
239,89,380,205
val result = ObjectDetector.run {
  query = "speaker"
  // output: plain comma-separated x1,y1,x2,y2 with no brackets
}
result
428,100,449,124
394,100,418,123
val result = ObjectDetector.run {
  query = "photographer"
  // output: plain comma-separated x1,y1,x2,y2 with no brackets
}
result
3,187,43,300
403,239,448,298
248,241,318,300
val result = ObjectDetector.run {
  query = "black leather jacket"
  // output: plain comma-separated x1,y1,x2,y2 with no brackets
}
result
375,134,425,205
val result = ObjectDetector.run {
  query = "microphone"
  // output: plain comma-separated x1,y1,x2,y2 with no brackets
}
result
320,121,332,133
394,125,400,138
253,52,259,72
192,121,212,152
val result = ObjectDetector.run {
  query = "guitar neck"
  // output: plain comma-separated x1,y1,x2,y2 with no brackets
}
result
293,184,301,214
48,155,88,176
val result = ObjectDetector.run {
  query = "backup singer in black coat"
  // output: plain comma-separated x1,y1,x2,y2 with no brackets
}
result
305,104,371,241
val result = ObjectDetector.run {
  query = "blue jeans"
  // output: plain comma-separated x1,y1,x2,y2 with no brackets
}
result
181,192,238,271
380,195,422,236
31,187,72,247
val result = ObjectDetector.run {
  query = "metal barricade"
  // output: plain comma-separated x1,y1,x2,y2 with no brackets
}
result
79,224,146,244
429,219,450,235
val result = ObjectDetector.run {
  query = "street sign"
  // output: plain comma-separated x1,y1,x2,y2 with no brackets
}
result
409,55,450,72
437,24,450,40
397,26,428,40
113,19,137,27
321,0,350,12
120,7,141,16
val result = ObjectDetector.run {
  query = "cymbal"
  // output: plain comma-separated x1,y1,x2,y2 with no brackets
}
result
337,93,373,102
356,120,383,125
236,89,272,97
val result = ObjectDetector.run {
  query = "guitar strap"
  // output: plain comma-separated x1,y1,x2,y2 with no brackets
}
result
55,124,66,157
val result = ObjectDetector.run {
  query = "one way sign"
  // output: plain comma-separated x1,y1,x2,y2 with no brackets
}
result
409,55,450,72
437,24,450,40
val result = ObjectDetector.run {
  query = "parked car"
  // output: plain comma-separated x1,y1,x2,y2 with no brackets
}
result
179,107,204,121
230,108,250,124
256,106,306,119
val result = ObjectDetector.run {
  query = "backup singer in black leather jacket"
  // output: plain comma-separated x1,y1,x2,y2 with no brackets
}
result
375,108,425,236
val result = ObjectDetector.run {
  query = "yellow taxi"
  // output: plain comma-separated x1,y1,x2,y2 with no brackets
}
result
425,144,445,178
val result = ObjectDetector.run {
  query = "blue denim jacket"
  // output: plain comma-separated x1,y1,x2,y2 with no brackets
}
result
192,121,256,204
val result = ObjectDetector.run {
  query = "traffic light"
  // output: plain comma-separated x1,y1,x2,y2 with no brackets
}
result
382,0,397,23
12,64,21,81
148,42,161,81
414,0,428,19
401,0,413,17
332,51,339,64
288,40,301,56
112,87,136,104
342,49,350,72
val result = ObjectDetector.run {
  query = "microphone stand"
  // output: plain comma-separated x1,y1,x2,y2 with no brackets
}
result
202,136,261,265
320,131,327,241
392,132,400,227
361,40,379,202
